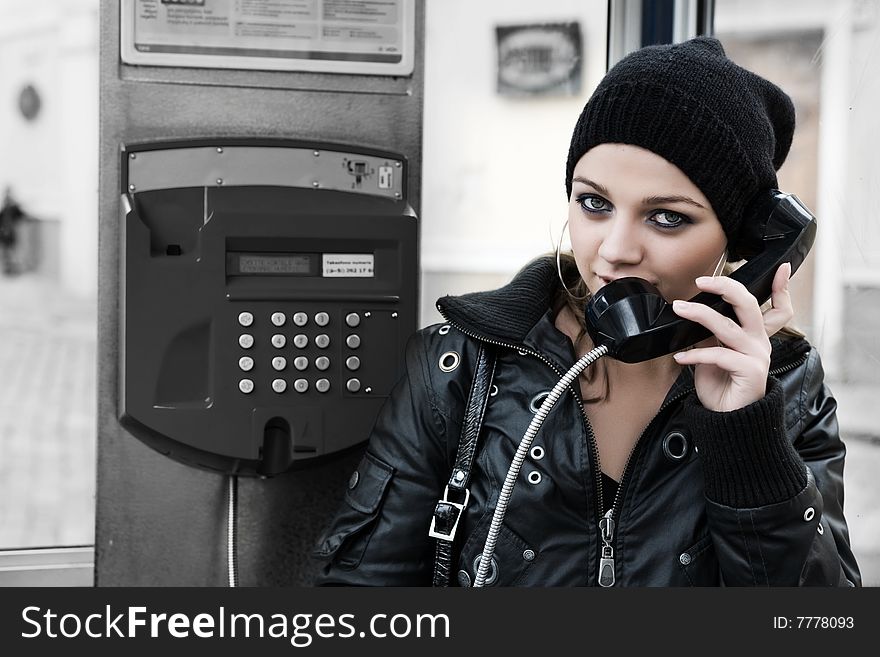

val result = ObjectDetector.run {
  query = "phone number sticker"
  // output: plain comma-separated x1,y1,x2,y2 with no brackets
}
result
322,254,374,278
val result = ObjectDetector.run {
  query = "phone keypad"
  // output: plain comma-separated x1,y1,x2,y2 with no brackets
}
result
235,309,365,395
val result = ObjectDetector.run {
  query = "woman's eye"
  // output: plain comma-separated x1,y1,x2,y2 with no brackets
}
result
650,210,690,229
578,194,611,213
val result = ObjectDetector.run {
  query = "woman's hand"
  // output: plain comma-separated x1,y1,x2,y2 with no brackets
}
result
670,263,793,412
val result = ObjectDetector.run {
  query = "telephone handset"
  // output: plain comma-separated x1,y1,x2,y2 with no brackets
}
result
584,191,817,363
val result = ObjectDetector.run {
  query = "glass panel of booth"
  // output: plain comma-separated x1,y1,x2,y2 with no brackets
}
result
0,0,100,565
714,0,880,585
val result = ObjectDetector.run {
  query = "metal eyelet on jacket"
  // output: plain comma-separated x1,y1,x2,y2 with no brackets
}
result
438,325,450,335
529,445,545,460
529,391,550,413
527,471,542,485
803,507,815,522
473,555,498,585
438,351,460,372
490,384,498,397
662,431,689,462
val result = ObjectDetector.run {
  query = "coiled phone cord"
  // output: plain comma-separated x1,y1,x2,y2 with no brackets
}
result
473,344,609,587
227,474,238,587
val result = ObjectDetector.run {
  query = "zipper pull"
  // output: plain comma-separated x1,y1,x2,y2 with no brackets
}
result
598,509,615,587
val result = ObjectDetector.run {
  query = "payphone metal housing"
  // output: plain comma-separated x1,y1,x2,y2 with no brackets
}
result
119,139,417,476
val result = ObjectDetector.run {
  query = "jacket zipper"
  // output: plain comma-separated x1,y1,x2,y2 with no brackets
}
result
768,353,808,377
595,385,694,586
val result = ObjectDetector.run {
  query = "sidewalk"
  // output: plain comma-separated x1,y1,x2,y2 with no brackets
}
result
0,272,877,583
0,274,96,549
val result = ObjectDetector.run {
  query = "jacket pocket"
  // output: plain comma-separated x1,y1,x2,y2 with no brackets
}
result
312,452,394,570
678,533,721,586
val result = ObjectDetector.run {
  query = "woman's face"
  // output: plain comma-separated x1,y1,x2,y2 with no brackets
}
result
568,143,727,302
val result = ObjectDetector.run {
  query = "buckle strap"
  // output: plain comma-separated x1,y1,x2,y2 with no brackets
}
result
449,344,497,490
430,343,496,586
429,486,471,541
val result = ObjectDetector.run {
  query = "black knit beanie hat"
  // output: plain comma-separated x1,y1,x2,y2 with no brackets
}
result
565,36,795,260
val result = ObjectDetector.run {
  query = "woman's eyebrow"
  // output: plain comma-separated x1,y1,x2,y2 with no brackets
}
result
573,178,706,210
643,194,706,209
571,176,610,195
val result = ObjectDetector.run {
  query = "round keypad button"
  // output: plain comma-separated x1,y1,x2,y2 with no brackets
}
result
271,334,286,348
272,379,287,393
346,334,361,349
315,356,330,371
315,312,330,326
272,356,287,371
316,378,331,393
294,378,309,393
238,312,254,327
293,334,308,349
271,312,286,327
239,379,254,394
346,378,361,393
294,356,309,371
346,356,361,371
238,334,254,349
315,334,330,349
293,312,308,327
238,356,254,372
345,312,361,327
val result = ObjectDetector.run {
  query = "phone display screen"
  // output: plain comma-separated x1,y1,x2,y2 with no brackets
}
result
237,253,314,275
227,252,376,278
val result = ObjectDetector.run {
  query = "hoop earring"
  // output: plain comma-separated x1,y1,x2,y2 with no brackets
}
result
555,219,590,302
712,250,728,277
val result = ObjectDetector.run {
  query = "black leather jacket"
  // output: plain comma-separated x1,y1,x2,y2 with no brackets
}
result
315,257,861,586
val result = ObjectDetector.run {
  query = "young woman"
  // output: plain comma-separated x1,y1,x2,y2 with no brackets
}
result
314,36,861,586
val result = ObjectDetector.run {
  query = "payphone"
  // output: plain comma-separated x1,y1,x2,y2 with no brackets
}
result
119,139,417,476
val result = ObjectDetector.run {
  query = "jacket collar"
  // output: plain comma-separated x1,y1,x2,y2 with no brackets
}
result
435,255,809,369
436,256,560,346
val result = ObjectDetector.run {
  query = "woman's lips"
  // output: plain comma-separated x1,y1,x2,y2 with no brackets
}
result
596,273,659,287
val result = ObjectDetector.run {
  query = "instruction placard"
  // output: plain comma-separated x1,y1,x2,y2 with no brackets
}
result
120,0,414,75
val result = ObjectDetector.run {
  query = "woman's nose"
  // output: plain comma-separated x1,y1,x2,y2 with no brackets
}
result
597,216,643,265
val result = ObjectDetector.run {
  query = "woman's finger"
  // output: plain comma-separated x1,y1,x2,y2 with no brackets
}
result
692,274,766,337
672,298,763,355
762,262,794,336
672,345,760,377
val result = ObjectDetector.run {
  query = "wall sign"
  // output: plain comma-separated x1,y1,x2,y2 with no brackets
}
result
120,0,415,76
496,22,582,97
